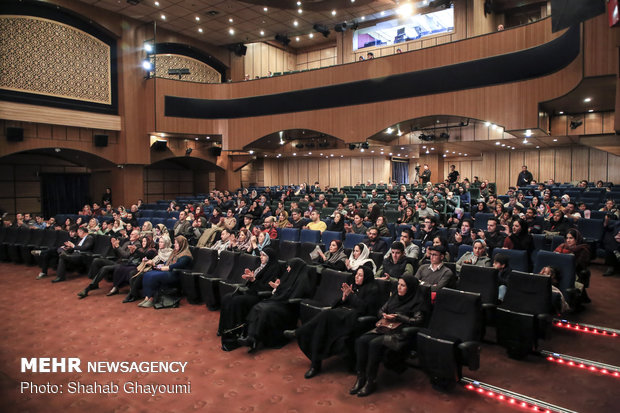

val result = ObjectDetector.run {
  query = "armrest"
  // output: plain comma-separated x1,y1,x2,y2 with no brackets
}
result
219,281,242,288
482,303,497,310
536,313,553,339
357,315,378,324
257,291,272,298
300,302,331,310
402,326,422,338
287,298,304,304
203,276,223,281
457,341,481,371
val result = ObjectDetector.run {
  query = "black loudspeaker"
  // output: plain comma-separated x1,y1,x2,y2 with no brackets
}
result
209,147,222,157
94,134,108,147
152,140,168,151
233,43,247,56
6,127,23,142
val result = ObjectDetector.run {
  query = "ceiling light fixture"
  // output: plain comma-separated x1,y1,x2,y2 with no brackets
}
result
195,16,200,21
229,28,234,35
525,129,532,137
229,18,233,23
298,8,302,14
293,20,298,26
260,30,264,36
154,1,159,6
295,36,300,41
198,28,203,33
161,14,166,20
584,97,591,102
309,33,314,38
264,7,268,12
332,10,336,16
588,109,594,113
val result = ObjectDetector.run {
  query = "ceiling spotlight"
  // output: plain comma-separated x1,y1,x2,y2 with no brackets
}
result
525,129,532,137
385,127,393,134
491,124,497,130
361,142,370,149
296,37,300,41
195,16,200,21
161,14,166,20
389,152,393,155
144,43,153,53
360,148,365,152
248,150,254,154
263,7,268,12
293,20,299,26
198,28,203,33
553,138,558,142
142,60,153,70
297,1,301,5
298,8,302,14
484,122,491,127
536,146,540,148
361,16,365,20
260,30,265,36
229,28,235,35
495,141,500,145
206,136,210,140
331,10,336,16
570,120,583,129
293,153,297,156
349,144,356,150
229,18,233,23
309,33,314,38
523,139,528,144
588,109,594,113
584,97,591,102
400,147,404,150
501,144,505,147
397,3,414,17
558,111,564,114
154,1,159,5
313,24,330,37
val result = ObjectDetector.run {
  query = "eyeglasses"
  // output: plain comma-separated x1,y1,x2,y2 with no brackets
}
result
428,253,441,257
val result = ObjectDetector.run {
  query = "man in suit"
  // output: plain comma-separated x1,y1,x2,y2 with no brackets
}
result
52,227,95,283
173,210,192,237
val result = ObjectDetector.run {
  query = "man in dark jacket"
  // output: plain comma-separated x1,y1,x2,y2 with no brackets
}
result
363,227,389,255
517,165,533,188
52,226,95,283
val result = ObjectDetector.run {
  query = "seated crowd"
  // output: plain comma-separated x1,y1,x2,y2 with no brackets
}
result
1,175,619,396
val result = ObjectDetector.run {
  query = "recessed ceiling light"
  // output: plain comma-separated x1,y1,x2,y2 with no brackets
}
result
298,8,302,14
484,122,490,127
495,141,500,145
553,138,558,142
588,109,594,113
248,150,254,154
458,152,462,155
443,154,446,158
229,28,234,35
161,14,166,20
584,97,591,102
452,151,455,154
263,7,268,12
260,30,264,36
400,147,404,150
397,153,401,156
464,154,468,156
340,155,344,158
206,136,210,140
293,153,297,156
525,129,532,137
389,152,393,155
229,18,234,23
154,1,159,6
501,144,505,147
422,146,426,149
309,33,314,38
198,28,203,33
361,16,365,20
293,20,298,26
295,36,300,41
431,147,435,150
309,152,312,155
297,1,301,5
330,154,334,157
536,145,540,148
194,137,199,141
380,11,385,16
195,16,200,21
360,148,365,152
371,150,374,153
332,10,336,16
558,111,564,114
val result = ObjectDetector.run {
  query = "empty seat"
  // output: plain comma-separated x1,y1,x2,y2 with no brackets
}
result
299,269,351,323
321,230,342,246
199,251,239,310
577,218,604,243
7,228,34,263
473,213,493,230
344,233,365,249
457,265,499,335
176,248,218,304
0,227,19,261
18,229,48,265
280,228,300,242
300,229,321,244
496,271,553,359
415,288,483,388
279,241,300,262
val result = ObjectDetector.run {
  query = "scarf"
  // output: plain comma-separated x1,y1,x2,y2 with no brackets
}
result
166,235,192,265
348,243,376,273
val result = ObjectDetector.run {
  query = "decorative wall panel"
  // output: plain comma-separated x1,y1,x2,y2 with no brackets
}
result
155,54,221,84
0,16,111,105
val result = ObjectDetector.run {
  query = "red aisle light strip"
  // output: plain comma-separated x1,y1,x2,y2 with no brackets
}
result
540,350,620,378
460,377,577,413
552,319,619,337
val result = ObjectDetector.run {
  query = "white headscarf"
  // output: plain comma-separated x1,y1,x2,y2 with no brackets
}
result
348,243,376,273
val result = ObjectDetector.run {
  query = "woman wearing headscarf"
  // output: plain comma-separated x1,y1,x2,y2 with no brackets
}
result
366,204,381,223
350,275,429,397
248,231,271,256
123,235,173,303
502,217,533,252
231,228,252,252
219,248,280,351
345,243,376,273
140,220,153,237
237,257,313,352
285,266,381,379
137,235,193,308
314,240,347,271
374,216,391,237
327,211,345,233
554,228,592,302
102,235,157,298
276,211,290,229
153,223,169,244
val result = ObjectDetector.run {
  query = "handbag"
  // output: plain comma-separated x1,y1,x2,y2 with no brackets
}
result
375,318,403,334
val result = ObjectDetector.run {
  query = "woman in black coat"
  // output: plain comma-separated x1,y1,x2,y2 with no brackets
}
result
237,257,313,352
285,266,381,379
219,248,280,351
350,275,429,397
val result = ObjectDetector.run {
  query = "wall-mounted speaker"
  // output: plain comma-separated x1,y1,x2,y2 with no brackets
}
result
6,127,24,142
151,140,168,151
94,134,108,147
209,147,222,157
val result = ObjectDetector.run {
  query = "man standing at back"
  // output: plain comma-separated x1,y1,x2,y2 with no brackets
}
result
517,165,533,188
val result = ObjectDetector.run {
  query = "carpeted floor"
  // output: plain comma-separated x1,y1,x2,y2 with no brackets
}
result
0,261,619,413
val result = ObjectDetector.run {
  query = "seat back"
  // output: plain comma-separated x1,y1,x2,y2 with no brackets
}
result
300,229,321,243
13,227,31,244
309,269,350,306
279,241,300,262
491,248,528,272
190,248,218,274
457,265,499,305
501,271,552,315
531,234,548,251
473,213,494,230
321,230,342,246
577,218,604,242
299,242,321,264
40,230,59,248
27,229,45,247
92,234,110,255
343,232,365,249
428,288,483,343
280,228,300,242
456,244,473,261
206,250,238,279
226,253,261,284
533,250,575,297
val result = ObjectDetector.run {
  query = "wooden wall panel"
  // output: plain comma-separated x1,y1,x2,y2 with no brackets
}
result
329,158,341,188
495,152,510,193
571,147,589,181
554,148,572,183
351,158,362,185
539,149,555,184
318,159,329,187
509,151,525,187
340,158,351,186
589,149,608,182
608,153,620,183
308,159,319,185
362,158,374,183
524,151,540,182
298,159,309,184
471,160,483,182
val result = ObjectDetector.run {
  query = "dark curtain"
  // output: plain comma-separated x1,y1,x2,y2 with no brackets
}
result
41,174,90,218
392,160,409,184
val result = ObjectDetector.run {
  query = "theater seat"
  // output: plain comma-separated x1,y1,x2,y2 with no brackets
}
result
21,229,57,265
199,250,239,310
279,241,300,262
300,229,321,243
491,248,529,272
414,288,483,389
299,268,351,323
321,230,342,246
218,253,261,298
176,248,218,304
344,233,365,249
7,228,34,263
495,271,553,359
457,265,499,336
